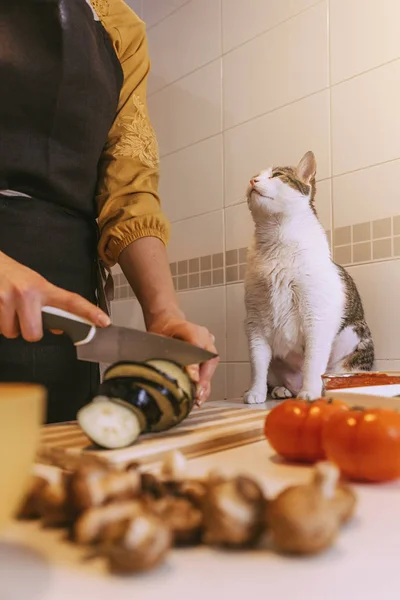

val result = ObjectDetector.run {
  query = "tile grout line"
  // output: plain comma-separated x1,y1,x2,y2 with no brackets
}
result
147,0,324,97
145,0,193,32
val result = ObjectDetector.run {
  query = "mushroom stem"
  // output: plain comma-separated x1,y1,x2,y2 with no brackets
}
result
314,462,340,500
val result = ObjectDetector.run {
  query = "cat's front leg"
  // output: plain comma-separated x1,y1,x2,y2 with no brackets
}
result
243,333,272,405
298,321,337,401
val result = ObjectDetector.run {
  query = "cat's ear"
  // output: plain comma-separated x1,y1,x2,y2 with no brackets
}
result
296,151,316,184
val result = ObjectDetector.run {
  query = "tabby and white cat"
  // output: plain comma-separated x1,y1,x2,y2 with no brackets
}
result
243,151,374,404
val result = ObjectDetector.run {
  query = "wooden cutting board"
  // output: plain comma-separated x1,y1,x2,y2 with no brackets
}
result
36,402,268,470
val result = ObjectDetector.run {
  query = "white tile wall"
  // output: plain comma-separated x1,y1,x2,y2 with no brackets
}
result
111,0,400,402
148,59,222,156
331,60,400,176
330,0,400,84
224,91,331,206
147,0,221,95
125,0,142,18
168,211,224,262
222,2,328,129
222,0,318,54
142,0,189,28
160,135,223,222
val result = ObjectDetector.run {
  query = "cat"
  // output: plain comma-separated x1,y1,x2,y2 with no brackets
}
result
243,151,374,404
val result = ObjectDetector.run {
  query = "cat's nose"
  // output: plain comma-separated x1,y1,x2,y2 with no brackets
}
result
250,178,259,186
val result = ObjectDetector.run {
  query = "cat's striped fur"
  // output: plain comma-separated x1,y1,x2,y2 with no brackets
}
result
243,151,374,404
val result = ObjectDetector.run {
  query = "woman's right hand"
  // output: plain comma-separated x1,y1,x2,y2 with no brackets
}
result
0,252,110,342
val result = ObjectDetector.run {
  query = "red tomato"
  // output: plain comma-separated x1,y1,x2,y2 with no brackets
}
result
264,398,349,463
323,408,400,482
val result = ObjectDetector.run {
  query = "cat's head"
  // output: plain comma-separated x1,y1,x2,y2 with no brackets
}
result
247,151,317,220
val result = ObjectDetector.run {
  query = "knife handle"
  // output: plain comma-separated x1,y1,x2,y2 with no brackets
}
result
42,307,96,346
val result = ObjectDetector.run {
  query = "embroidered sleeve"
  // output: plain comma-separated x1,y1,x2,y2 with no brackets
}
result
95,1,170,267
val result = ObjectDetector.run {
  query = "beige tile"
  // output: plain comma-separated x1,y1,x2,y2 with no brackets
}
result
160,136,223,222
170,262,177,276
212,253,224,269
226,363,252,400
225,203,254,252
114,287,120,300
147,0,221,94
238,248,248,263
353,242,371,263
373,239,392,260
200,271,212,287
169,211,223,262
353,222,371,243
331,61,400,176
330,0,400,85
348,260,400,359
375,359,400,371
148,60,222,156
208,363,226,402
394,216,400,235
315,179,332,232
334,226,351,246
178,275,188,290
223,3,328,128
121,286,129,299
111,298,145,330
178,260,188,275
189,273,200,288
372,218,392,239
189,258,200,273
226,265,238,283
200,256,212,271
394,237,400,256
239,264,247,280
126,0,142,18
222,0,317,53
334,245,352,265
212,269,224,285
224,91,331,205
226,284,249,362
225,249,238,267
142,0,188,28
177,286,227,360
333,161,400,228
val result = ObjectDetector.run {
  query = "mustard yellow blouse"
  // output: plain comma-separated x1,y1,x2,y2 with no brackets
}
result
90,0,170,267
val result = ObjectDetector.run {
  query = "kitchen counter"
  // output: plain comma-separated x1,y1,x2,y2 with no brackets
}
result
1,433,400,600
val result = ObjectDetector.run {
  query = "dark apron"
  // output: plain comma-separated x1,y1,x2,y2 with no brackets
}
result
0,0,123,423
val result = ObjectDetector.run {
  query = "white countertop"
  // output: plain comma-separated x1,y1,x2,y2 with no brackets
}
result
1,430,400,600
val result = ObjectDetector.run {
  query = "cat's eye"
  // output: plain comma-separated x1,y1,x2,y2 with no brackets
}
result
270,172,281,179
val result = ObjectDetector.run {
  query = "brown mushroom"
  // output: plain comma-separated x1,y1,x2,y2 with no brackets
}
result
151,497,203,546
17,476,48,520
104,510,172,574
74,500,143,544
268,462,357,555
68,462,141,512
202,474,266,548
36,480,72,527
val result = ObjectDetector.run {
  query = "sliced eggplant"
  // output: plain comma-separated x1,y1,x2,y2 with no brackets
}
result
77,399,141,450
145,359,195,402
98,379,162,431
104,363,185,402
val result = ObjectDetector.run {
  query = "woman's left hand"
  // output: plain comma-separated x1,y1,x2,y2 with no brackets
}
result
148,313,219,406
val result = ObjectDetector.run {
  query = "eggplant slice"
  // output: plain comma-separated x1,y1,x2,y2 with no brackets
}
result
77,399,141,450
78,360,195,449
145,359,195,402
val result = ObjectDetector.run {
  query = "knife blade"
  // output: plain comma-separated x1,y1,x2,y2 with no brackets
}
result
42,307,217,366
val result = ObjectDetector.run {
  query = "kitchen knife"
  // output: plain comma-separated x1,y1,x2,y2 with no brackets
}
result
42,307,217,366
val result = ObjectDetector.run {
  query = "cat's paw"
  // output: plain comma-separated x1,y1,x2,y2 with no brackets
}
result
297,389,322,401
243,389,267,404
271,386,293,400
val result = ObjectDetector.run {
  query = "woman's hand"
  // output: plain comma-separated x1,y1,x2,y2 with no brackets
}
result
148,311,219,406
0,252,110,342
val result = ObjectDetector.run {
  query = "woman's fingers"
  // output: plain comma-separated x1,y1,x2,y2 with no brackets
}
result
0,294,20,339
16,293,44,341
48,286,110,327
